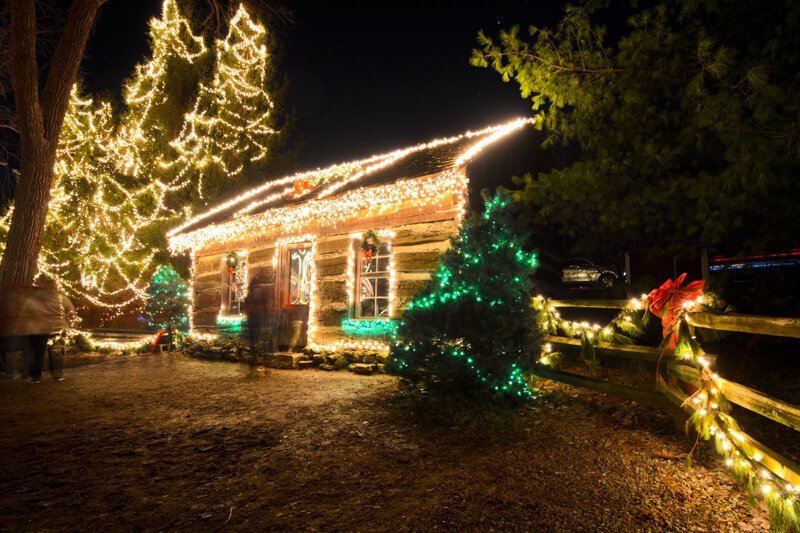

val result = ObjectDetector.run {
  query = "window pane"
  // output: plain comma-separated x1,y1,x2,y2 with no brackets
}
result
360,278,375,299
376,298,389,317
376,277,389,298
377,257,389,272
361,257,376,273
224,252,246,315
360,298,375,317
378,242,390,256
289,248,311,305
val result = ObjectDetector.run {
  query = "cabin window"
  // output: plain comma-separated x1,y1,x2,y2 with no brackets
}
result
356,241,391,318
289,247,312,305
222,251,247,316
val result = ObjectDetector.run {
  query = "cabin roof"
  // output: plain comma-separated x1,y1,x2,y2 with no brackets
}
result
168,117,533,239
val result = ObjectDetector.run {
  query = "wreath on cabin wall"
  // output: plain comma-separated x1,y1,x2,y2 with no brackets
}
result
225,251,239,284
361,230,382,262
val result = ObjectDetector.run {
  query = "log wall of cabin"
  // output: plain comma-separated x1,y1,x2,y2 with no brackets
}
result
192,247,277,329
188,182,463,343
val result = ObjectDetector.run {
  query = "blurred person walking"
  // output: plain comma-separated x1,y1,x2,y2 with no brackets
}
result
0,276,76,382
244,273,273,355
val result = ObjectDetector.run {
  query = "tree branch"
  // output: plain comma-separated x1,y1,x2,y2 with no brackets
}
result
41,0,103,145
9,0,43,146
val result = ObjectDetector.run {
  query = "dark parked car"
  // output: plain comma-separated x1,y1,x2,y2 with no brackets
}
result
561,258,619,288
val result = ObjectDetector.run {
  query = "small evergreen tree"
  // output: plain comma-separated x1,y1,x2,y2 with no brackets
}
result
143,264,190,332
387,190,541,401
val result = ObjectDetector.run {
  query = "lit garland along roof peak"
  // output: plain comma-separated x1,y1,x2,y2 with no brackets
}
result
167,117,536,250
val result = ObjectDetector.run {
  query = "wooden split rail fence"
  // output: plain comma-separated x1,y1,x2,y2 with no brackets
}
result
530,299,800,487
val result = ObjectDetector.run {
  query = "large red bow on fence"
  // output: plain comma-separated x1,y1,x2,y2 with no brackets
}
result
647,273,704,348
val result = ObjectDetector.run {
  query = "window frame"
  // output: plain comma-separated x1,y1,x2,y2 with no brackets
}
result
287,245,313,306
221,250,247,316
354,239,392,319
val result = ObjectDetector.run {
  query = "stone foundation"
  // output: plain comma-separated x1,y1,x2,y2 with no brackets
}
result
186,336,388,375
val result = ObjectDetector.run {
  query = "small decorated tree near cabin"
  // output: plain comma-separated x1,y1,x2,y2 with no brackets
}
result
387,189,541,401
143,265,190,332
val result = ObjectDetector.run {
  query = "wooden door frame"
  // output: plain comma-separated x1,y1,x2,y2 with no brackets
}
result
275,241,313,348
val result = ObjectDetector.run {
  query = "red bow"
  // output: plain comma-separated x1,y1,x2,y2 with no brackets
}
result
363,249,373,262
647,273,704,348
293,178,314,197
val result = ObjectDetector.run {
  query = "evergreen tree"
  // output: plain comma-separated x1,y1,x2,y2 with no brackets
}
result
472,0,800,257
115,0,207,179
162,4,279,206
36,88,156,309
143,264,189,332
388,190,541,401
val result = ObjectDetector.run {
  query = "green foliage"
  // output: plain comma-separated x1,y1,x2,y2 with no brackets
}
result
472,0,800,256
143,264,190,332
387,190,541,401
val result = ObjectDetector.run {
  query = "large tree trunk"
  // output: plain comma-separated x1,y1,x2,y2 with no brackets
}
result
0,0,103,289
0,145,57,287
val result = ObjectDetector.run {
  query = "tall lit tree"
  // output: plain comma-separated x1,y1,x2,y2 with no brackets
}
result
115,0,207,179
161,4,278,205
0,1,290,319
38,88,157,308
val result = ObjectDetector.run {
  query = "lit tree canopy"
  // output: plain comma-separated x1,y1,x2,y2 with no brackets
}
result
472,0,800,256
115,0,208,179
161,5,277,204
0,0,291,317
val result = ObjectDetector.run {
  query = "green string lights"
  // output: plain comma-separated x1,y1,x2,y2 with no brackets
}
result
341,318,398,337
387,189,540,401
216,314,247,331
144,264,189,332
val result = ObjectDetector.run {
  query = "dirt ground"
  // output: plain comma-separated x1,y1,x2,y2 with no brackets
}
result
0,353,769,531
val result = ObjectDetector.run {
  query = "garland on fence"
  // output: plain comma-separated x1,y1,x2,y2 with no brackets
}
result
532,293,651,369
663,292,800,530
533,277,800,530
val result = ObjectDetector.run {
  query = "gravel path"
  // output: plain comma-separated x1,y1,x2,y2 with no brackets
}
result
0,354,769,531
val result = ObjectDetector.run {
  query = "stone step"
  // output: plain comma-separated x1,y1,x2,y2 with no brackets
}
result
263,352,304,369
297,360,316,370
349,363,377,375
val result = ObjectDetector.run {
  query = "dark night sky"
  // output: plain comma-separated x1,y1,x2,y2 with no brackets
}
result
82,0,567,173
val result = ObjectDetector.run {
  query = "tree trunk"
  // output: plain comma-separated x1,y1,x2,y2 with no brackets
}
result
0,143,57,288
0,0,102,289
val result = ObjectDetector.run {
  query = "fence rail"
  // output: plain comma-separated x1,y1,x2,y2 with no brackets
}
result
537,297,800,497
549,299,800,338
544,335,718,365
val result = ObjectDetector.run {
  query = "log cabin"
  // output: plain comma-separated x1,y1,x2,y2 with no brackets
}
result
167,118,534,352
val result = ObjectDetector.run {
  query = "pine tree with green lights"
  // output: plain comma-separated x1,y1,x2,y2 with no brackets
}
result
387,189,541,401
143,265,190,332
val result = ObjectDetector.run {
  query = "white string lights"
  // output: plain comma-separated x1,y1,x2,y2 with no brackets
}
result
168,117,533,242
174,118,534,348
158,4,277,197
0,1,279,321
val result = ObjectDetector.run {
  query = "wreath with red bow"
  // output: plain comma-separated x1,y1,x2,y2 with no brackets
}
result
225,251,240,279
361,230,382,262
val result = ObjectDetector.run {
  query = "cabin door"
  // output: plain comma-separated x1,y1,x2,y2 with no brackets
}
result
276,244,312,351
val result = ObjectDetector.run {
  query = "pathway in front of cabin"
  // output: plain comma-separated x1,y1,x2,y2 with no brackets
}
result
0,354,768,531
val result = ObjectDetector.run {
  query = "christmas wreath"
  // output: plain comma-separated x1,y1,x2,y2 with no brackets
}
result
361,230,382,262
226,251,239,278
